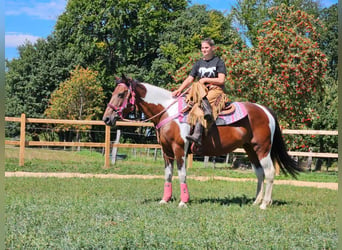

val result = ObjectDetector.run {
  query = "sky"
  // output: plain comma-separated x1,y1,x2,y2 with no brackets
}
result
5,0,338,61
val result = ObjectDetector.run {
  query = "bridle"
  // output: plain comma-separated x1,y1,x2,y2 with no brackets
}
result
106,83,136,121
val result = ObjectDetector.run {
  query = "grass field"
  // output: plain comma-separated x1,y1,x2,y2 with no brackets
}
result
6,177,337,249
5,146,338,248
5,146,338,183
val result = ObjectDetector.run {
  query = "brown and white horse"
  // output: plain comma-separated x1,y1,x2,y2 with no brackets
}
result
102,76,301,209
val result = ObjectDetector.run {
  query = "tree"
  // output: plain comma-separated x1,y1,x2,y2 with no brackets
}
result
5,36,74,138
44,66,105,145
54,0,187,93
153,4,242,88
231,0,271,46
44,66,104,146
231,0,321,46
231,5,327,128
45,66,104,121
318,4,337,80
173,5,327,130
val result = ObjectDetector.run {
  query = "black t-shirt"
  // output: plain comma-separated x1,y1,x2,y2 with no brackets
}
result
189,56,227,79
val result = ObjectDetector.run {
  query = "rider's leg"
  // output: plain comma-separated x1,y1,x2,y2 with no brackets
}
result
205,87,226,121
186,121,203,145
201,97,213,122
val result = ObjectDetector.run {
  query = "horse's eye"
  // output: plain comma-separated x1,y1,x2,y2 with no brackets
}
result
118,92,125,98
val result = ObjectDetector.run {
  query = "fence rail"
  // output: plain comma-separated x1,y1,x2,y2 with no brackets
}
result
5,114,338,169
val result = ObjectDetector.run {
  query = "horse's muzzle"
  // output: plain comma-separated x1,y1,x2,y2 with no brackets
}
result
103,114,118,126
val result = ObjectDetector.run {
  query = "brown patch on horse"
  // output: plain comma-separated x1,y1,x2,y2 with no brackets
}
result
192,117,251,156
243,103,272,160
159,120,185,166
134,82,147,98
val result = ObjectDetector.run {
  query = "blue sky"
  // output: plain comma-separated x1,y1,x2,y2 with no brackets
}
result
5,0,337,60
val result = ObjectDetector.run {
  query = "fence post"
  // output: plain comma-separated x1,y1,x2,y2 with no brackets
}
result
111,129,121,164
187,153,193,168
19,113,26,166
104,125,111,169
275,161,280,176
203,156,209,168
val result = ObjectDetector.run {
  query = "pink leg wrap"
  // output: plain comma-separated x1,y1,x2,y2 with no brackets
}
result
180,183,189,203
162,182,172,202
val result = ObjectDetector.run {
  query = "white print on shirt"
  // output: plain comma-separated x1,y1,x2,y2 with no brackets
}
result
199,67,216,78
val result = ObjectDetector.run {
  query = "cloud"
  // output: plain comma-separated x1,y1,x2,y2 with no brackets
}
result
5,32,42,48
5,0,66,20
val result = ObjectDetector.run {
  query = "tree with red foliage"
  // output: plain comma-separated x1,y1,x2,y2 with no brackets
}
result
173,4,327,129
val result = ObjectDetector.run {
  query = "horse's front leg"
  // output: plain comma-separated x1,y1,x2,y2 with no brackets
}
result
159,155,174,204
177,155,189,208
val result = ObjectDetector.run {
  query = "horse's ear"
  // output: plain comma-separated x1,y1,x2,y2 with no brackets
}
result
115,76,121,84
121,74,127,83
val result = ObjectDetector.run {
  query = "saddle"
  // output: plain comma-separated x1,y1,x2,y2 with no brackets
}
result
179,99,247,126
220,102,235,115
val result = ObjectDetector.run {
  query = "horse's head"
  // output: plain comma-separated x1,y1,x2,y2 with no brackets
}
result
102,75,136,126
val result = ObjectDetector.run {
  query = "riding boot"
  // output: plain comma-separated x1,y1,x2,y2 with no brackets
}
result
202,97,213,122
186,122,203,145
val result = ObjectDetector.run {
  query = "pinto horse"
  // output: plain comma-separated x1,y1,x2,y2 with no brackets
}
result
102,76,301,209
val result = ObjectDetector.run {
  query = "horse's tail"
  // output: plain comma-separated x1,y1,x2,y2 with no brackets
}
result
269,111,303,179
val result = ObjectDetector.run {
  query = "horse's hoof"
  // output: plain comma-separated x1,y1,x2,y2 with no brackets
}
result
253,200,262,206
178,201,188,208
259,204,267,210
259,200,272,209
159,200,168,205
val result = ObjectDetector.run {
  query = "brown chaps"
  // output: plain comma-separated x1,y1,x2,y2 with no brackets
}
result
186,81,229,129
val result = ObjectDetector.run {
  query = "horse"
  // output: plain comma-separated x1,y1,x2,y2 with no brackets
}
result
102,76,302,209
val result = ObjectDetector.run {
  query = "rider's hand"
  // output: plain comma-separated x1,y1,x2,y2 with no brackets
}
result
199,78,210,86
172,89,181,97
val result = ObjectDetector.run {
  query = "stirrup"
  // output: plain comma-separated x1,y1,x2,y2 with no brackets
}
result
204,113,213,122
186,135,202,146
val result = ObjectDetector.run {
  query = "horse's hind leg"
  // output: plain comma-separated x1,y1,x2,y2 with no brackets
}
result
252,163,264,205
160,156,174,204
259,154,275,210
244,146,264,206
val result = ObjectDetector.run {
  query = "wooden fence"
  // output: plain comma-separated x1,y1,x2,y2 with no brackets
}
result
5,114,338,169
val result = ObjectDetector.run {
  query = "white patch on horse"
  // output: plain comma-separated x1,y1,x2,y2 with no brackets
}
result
253,104,276,209
141,82,190,142
259,154,275,209
168,104,191,142
141,82,173,107
255,104,275,144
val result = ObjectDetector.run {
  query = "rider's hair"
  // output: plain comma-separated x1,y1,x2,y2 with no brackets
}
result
201,38,215,47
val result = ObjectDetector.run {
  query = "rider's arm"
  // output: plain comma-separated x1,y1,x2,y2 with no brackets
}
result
172,75,195,97
199,73,226,87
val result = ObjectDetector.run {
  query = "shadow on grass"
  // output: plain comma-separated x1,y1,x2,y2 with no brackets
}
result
197,195,254,206
195,195,289,207
141,195,289,207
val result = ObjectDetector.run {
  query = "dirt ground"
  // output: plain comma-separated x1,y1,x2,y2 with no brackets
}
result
5,171,338,190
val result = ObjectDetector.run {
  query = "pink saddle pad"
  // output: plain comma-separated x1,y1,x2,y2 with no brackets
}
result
178,99,247,126
217,102,248,125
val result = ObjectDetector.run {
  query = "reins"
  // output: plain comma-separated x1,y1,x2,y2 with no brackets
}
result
140,87,190,126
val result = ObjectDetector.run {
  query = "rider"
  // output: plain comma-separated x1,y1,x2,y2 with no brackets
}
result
172,38,228,145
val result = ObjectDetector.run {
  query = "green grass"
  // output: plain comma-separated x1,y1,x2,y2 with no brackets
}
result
5,146,338,183
6,177,337,249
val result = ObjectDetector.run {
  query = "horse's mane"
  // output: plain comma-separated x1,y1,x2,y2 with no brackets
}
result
116,76,173,104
